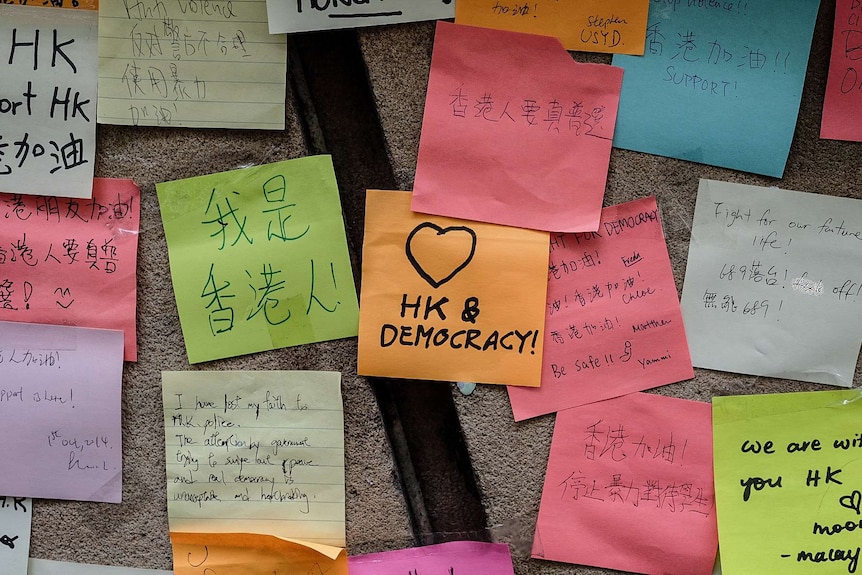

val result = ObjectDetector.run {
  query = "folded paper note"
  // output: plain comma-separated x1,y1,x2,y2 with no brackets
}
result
29,559,171,575
455,0,650,54
713,389,862,575
0,4,97,198
680,179,862,386
0,496,31,575
265,0,454,33
358,190,548,386
0,179,141,361
534,392,717,575
349,541,516,575
508,197,693,420
0,321,123,503
820,0,862,142
99,0,286,129
157,156,359,363
612,0,820,177
412,22,623,232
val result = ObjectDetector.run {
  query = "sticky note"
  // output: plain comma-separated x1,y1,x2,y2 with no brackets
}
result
508,197,693,421
28,559,172,575
357,190,548,387
612,0,820,177
412,22,623,233
98,0,287,129
713,389,862,575
820,0,862,141
0,496,30,575
348,541,516,575
0,321,123,503
0,179,141,361
0,4,97,198
680,179,862,387
456,0,650,54
3,1,97,9
156,156,359,364
534,392,717,575
265,0,454,33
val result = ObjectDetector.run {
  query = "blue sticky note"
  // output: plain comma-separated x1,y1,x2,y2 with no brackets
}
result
612,0,820,177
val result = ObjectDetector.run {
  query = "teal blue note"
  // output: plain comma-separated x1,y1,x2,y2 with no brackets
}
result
612,0,820,177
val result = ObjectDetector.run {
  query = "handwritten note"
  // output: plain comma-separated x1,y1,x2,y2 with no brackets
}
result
821,0,862,141
0,179,140,361
534,392,717,575
0,4,97,198
2,1,97,9
714,389,862,575
0,497,30,575
412,21,623,233
349,541,516,575
98,0,286,129
611,0,819,177
455,0,650,54
357,190,548,387
0,321,123,503
265,0,454,33
28,558,172,575
680,179,862,387
156,156,359,364
507,197,693,421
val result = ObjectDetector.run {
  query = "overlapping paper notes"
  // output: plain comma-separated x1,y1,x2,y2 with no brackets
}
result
157,156,359,363
266,0,455,33
0,4,97,198
534,392,717,575
162,371,347,575
612,0,820,177
0,179,141,361
508,197,693,420
349,541,516,575
0,496,31,575
98,0,287,129
357,190,548,386
412,22,623,232
0,321,123,503
714,390,862,575
821,0,862,141
680,180,862,386
456,0,650,54
29,559,172,575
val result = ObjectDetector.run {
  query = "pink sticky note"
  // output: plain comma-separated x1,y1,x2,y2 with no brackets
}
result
0,321,123,503
533,393,717,575
412,22,623,233
0,179,140,361
508,197,693,421
348,541,515,575
820,0,862,141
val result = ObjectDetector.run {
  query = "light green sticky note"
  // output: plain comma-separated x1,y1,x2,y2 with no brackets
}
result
713,390,862,575
157,156,359,363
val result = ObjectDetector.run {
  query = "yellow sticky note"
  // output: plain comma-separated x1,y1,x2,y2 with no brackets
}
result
455,0,650,54
713,390,862,575
358,190,549,387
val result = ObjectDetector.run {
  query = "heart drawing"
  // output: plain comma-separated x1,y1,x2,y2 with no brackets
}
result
840,490,862,515
405,222,477,288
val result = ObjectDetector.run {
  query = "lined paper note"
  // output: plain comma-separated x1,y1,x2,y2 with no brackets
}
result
98,0,286,129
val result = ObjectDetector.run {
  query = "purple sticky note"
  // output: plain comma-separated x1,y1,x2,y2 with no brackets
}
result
348,541,516,575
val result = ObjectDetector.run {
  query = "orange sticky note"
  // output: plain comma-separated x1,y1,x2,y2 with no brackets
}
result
534,393,717,575
820,0,862,141
456,0,649,54
508,197,694,420
412,22,623,233
358,190,549,387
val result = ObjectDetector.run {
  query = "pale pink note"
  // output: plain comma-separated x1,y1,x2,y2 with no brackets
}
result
508,197,693,421
412,22,623,233
349,541,515,575
533,393,717,575
821,0,862,141
0,179,139,360
0,321,123,503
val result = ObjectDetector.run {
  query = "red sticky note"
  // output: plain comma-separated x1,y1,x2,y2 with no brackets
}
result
508,197,693,421
0,179,140,361
533,393,717,575
821,0,862,141
412,21,623,233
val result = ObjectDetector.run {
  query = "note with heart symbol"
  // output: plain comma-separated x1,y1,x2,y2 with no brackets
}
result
840,491,862,515
358,190,549,387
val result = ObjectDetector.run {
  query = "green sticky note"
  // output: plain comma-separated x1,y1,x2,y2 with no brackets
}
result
713,390,862,575
157,156,359,363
